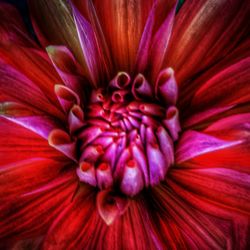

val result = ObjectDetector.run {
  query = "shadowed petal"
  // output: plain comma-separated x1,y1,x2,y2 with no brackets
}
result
0,3,35,46
28,0,86,70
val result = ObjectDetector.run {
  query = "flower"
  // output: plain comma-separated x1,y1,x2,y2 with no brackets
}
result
0,0,249,249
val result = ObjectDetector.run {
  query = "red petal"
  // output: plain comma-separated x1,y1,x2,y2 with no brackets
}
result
0,45,64,118
169,168,250,217
152,182,248,249
190,58,250,112
0,157,72,200
165,0,249,84
0,172,76,242
93,0,154,72
0,118,63,165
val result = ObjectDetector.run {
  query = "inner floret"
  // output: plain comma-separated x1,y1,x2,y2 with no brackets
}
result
75,69,180,196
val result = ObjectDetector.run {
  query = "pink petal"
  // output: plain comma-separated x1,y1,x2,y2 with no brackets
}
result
0,102,61,139
176,130,241,163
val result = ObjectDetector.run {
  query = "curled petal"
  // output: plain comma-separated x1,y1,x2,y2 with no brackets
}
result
111,90,129,103
96,189,129,225
48,129,77,161
68,105,85,134
163,106,181,141
132,74,153,100
54,84,80,113
155,68,178,105
109,72,131,89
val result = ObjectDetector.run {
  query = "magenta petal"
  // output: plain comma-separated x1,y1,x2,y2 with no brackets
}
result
149,3,177,81
132,74,153,100
70,2,103,86
68,105,85,133
155,68,178,105
96,163,113,189
0,102,60,139
156,126,174,167
176,130,242,163
163,106,181,141
120,160,144,197
76,162,96,186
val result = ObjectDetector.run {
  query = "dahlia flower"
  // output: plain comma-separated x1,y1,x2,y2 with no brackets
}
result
0,0,249,249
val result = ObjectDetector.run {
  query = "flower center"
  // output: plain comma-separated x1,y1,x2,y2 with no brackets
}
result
50,69,180,197
77,70,180,196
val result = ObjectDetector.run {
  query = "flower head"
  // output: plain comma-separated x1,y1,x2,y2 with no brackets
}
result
0,0,250,249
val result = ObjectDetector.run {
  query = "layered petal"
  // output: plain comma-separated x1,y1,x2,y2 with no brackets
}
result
190,57,250,113
0,172,76,242
179,112,250,174
149,182,248,249
0,56,65,122
43,189,158,250
0,118,63,165
0,45,63,114
165,0,250,84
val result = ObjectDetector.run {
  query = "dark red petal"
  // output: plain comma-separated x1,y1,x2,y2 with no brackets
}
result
0,172,76,242
44,190,158,250
0,3,35,46
190,58,250,113
150,183,248,249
